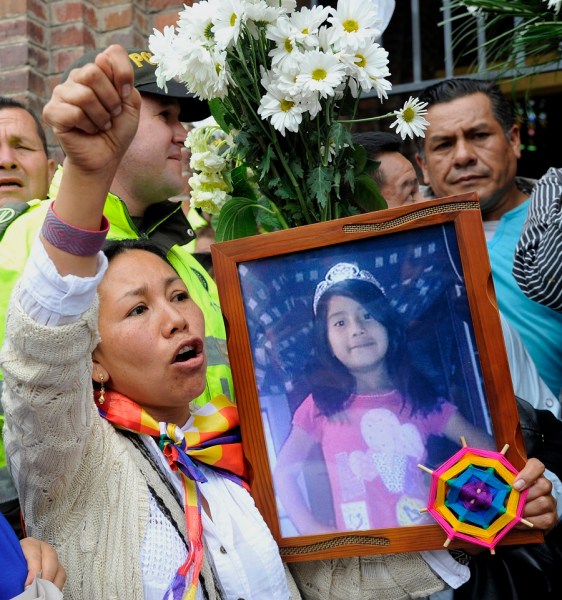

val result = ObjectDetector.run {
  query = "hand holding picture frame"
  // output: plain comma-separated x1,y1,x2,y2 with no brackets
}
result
211,193,543,562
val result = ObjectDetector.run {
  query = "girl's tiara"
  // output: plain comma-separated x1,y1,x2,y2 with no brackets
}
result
313,262,385,315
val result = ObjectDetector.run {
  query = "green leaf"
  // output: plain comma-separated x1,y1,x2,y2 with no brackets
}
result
260,145,275,180
353,173,387,213
215,197,260,241
271,179,294,200
230,164,257,201
208,98,234,133
330,121,352,151
352,142,368,174
256,198,284,231
307,166,333,208
288,159,304,181
344,163,356,191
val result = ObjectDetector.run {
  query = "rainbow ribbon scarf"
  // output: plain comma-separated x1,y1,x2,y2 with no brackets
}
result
95,390,248,600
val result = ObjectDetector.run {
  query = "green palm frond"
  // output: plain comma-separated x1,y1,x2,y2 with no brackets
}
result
447,0,562,76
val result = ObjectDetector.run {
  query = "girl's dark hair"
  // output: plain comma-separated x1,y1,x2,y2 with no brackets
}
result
103,238,170,264
307,278,441,418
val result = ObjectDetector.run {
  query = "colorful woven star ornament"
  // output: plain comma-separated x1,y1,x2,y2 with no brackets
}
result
418,439,533,553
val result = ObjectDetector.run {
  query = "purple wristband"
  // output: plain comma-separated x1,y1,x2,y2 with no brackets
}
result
41,202,110,257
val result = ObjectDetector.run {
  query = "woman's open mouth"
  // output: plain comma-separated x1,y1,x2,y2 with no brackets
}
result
173,344,198,363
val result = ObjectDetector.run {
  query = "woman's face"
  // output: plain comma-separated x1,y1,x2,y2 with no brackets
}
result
93,250,207,424
326,294,389,376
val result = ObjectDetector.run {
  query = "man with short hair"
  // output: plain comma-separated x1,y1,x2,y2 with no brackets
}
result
0,97,55,210
0,47,233,535
0,98,57,536
414,78,562,399
352,131,424,208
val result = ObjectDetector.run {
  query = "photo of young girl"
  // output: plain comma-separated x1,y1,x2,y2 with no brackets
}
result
274,262,494,536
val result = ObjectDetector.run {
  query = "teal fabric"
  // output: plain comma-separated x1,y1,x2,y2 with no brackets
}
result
488,199,562,396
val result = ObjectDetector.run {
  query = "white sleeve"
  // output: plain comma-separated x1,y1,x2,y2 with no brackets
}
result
420,550,470,589
17,236,108,327
500,313,560,417
500,314,562,515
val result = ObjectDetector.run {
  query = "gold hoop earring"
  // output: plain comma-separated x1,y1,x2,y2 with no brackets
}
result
99,374,105,404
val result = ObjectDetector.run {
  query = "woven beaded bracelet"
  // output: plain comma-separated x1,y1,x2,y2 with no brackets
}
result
41,201,110,257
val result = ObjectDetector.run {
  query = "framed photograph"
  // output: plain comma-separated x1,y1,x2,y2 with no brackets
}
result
211,193,542,561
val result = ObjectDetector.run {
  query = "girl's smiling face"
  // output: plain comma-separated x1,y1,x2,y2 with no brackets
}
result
326,294,389,376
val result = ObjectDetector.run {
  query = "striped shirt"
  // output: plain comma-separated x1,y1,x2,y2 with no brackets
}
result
514,168,562,311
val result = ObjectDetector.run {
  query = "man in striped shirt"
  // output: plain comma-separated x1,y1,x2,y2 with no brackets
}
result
514,167,562,311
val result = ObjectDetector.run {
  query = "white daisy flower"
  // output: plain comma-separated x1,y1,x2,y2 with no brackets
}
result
295,49,347,99
328,0,382,52
149,26,182,91
212,0,245,49
245,0,282,24
317,24,339,53
367,74,392,101
263,0,296,14
267,16,303,70
258,85,305,136
267,64,302,101
176,1,215,45
244,1,283,39
342,42,391,99
546,0,562,13
390,96,430,140
289,5,332,50
300,93,322,119
180,44,230,100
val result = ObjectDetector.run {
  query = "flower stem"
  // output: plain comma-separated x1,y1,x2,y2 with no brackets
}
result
339,111,395,124
269,132,313,225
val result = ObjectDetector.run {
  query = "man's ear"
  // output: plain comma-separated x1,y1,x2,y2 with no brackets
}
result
508,124,522,160
47,159,56,184
415,153,431,186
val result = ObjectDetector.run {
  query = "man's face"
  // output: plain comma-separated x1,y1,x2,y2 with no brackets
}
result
378,152,424,208
416,93,522,220
0,108,55,206
112,94,187,216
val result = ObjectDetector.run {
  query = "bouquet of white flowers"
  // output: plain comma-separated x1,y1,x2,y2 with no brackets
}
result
149,0,428,240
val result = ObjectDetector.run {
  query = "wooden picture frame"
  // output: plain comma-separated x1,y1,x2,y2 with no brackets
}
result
211,193,543,562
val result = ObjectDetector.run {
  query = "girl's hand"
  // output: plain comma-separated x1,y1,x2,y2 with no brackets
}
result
514,458,558,532
20,537,67,589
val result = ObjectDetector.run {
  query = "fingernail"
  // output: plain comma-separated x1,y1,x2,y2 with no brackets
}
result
111,105,122,117
122,84,131,98
103,121,112,131
514,479,525,491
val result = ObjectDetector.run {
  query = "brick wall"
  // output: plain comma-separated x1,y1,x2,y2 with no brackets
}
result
0,0,190,161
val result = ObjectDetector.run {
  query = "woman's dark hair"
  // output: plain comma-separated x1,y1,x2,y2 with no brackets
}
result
308,278,441,418
103,238,170,265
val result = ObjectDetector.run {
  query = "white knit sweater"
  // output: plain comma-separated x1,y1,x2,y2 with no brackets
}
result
0,294,222,599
